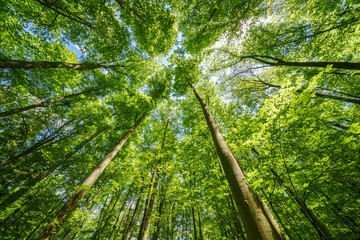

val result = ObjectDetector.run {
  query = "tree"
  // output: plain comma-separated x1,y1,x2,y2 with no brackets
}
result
173,58,286,239
1,0,360,239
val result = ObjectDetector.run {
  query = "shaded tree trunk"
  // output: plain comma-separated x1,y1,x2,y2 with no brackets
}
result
0,129,103,212
252,148,332,239
197,207,203,240
35,114,146,240
270,168,332,240
108,191,133,240
138,119,169,240
0,119,79,169
151,186,167,240
123,195,143,240
191,207,197,240
188,81,286,240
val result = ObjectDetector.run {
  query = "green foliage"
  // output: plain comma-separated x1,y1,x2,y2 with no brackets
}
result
1,0,359,239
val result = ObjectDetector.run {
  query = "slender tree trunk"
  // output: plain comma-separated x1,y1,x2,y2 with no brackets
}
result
0,60,128,70
197,207,203,240
91,195,112,239
270,60,360,70
95,189,124,239
0,89,98,117
25,192,69,240
278,201,307,239
0,188,43,228
191,207,198,240
243,55,360,70
188,81,286,240
215,206,240,239
151,187,166,240
138,174,160,240
312,91,360,105
1,119,78,169
123,195,142,240
315,191,360,235
35,115,145,240
268,168,333,240
33,0,100,33
138,119,169,240
108,191,133,240
0,130,103,212
166,200,175,240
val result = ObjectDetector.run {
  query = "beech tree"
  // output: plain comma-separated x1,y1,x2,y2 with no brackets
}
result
1,0,359,239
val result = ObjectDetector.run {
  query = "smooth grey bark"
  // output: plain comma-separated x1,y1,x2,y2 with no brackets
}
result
188,81,286,240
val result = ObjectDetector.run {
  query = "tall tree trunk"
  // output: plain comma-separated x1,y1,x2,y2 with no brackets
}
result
197,207,203,240
92,195,112,239
25,193,69,240
151,187,166,240
138,174,160,240
138,119,169,240
166,200,175,240
35,114,146,240
0,89,98,117
0,60,128,70
188,81,286,240
108,191,133,240
96,188,126,239
123,195,143,240
0,129,103,212
191,207,198,240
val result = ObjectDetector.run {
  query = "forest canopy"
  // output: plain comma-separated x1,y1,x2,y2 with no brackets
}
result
0,0,359,239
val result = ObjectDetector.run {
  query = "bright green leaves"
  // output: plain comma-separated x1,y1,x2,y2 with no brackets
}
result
114,0,178,56
107,91,154,127
146,67,172,100
178,0,265,53
172,57,202,96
